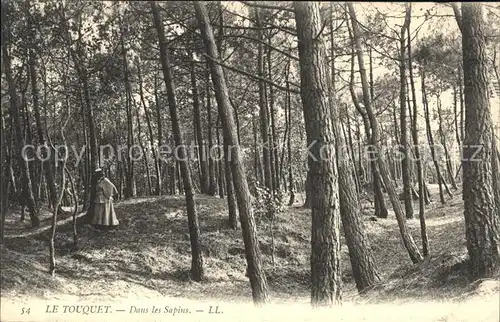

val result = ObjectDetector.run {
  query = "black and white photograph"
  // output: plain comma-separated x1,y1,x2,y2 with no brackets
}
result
1,1,499,321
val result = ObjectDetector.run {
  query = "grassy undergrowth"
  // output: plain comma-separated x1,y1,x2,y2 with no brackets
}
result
1,186,499,317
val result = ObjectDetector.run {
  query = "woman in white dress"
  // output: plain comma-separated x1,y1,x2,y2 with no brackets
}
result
91,168,119,230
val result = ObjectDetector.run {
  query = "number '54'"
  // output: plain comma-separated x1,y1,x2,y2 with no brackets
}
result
21,308,31,315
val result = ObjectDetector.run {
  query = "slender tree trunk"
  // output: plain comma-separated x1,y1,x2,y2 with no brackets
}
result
392,105,400,147
29,47,58,210
348,3,423,264
216,117,225,198
253,112,263,184
328,2,380,293
206,68,217,196
267,36,280,193
345,107,362,195
399,6,414,219
135,104,152,196
286,66,295,206
152,2,204,281
74,45,98,179
69,29,96,214
422,75,448,204
76,87,90,208
263,71,277,195
367,32,389,212
49,61,71,275
224,134,238,229
154,73,163,194
136,58,161,195
348,26,388,219
356,121,365,186
255,8,273,193
195,1,269,304
190,52,209,194
407,25,429,257
436,97,458,190
120,23,136,199
22,83,40,209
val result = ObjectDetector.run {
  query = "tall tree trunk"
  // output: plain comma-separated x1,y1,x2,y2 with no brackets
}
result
49,59,71,275
232,98,241,144
329,2,380,293
345,106,362,195
120,22,135,199
422,75,449,204
75,86,90,208
28,46,58,210
224,134,238,229
407,23,429,257
154,73,163,194
255,8,273,193
195,1,269,304
190,52,209,194
206,68,217,196
216,11,225,200
278,63,290,193
366,27,388,217
456,2,500,279
135,104,152,196
216,117,225,198
286,65,295,206
399,5,413,219
436,96,458,190
152,2,204,281
348,25,388,219
137,58,161,195
267,36,280,193
71,36,99,181
294,2,341,306
356,120,365,186
263,65,277,195
392,103,401,147
1,3,40,227
348,3,422,263
22,84,40,208
253,112,263,184
73,38,92,209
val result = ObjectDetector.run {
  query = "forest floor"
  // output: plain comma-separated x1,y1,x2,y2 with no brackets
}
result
1,184,499,321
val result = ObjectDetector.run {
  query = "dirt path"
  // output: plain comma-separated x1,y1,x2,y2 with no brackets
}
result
4,210,86,239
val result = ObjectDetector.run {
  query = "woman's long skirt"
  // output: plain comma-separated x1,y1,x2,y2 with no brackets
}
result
91,201,119,227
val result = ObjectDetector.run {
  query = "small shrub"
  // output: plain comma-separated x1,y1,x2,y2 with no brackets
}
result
253,185,287,222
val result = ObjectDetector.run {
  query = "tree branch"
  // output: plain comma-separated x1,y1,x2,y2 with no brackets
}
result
202,53,301,94
223,33,299,61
